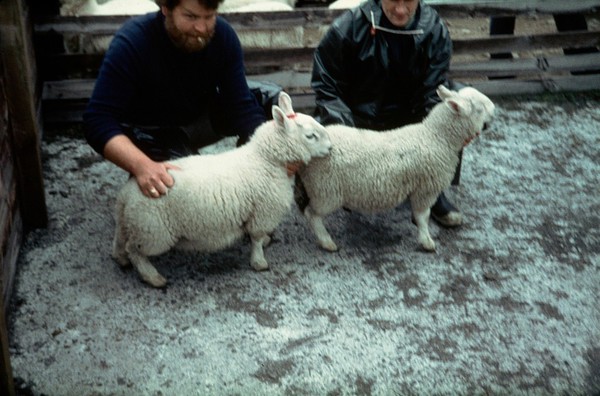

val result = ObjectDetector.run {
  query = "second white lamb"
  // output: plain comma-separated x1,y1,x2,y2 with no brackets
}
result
298,85,495,252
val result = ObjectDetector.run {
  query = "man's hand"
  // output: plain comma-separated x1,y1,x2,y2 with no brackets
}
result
103,134,181,199
136,161,181,198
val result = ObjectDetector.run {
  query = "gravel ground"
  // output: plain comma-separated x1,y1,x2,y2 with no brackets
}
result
7,92,600,395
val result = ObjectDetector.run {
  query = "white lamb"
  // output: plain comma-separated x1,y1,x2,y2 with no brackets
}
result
112,92,332,287
299,85,495,252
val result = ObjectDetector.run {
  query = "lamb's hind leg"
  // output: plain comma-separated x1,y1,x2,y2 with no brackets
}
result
126,242,167,288
250,233,270,271
304,206,338,251
413,207,436,252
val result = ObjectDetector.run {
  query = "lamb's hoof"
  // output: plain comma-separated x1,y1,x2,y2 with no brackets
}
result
319,240,339,252
252,260,269,271
420,239,436,252
144,274,167,288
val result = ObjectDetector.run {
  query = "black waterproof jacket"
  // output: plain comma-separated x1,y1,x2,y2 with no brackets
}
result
311,0,452,129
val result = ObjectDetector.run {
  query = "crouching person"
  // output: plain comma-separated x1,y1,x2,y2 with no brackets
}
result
309,0,464,227
83,0,280,199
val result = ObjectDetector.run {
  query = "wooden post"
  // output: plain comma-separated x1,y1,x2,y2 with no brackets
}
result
0,291,15,396
0,0,49,394
0,0,48,230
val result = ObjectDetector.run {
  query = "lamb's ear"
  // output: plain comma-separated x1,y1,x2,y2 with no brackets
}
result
277,92,294,116
272,105,287,128
437,85,454,100
445,96,471,115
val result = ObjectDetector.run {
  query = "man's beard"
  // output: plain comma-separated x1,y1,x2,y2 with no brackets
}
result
164,15,212,53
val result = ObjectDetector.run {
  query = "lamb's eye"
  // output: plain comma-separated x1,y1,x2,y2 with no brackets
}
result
306,133,317,140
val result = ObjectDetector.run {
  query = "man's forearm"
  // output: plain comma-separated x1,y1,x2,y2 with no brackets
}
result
103,134,154,177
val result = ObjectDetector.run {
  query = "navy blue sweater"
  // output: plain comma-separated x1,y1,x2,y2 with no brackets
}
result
84,11,266,155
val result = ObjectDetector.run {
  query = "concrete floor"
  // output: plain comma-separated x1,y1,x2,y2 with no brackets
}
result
7,92,600,395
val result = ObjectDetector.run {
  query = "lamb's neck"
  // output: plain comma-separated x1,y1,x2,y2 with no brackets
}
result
251,132,303,178
423,108,471,150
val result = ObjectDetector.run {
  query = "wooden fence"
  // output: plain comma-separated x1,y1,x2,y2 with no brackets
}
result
35,1,600,123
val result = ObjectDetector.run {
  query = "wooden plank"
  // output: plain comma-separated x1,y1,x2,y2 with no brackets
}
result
469,74,600,96
452,31,600,55
431,1,600,16
0,0,48,230
42,78,95,100
450,53,600,78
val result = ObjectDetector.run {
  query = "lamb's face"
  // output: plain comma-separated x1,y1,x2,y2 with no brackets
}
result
272,92,332,162
292,114,333,160
458,87,495,131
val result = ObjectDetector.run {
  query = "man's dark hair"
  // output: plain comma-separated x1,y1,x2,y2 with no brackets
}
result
155,0,224,10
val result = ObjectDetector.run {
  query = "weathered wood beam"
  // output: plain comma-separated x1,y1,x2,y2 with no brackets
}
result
450,53,600,77
470,74,600,95
0,0,48,230
452,31,600,55
430,0,600,15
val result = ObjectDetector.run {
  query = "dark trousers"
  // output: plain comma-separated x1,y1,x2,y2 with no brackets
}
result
123,80,283,162
123,119,225,162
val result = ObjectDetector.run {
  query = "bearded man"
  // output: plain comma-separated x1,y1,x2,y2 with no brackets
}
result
84,0,274,198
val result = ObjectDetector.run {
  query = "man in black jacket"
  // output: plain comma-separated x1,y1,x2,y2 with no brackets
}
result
311,0,462,227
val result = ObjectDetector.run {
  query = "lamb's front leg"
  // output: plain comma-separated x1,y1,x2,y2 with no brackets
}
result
413,207,436,252
250,234,270,271
126,246,168,288
304,206,338,252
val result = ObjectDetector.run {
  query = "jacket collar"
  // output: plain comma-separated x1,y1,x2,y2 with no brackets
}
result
360,0,430,40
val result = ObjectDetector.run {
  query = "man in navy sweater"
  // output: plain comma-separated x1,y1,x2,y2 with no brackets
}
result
84,0,269,199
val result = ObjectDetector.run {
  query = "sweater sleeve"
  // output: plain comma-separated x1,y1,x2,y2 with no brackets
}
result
83,21,142,155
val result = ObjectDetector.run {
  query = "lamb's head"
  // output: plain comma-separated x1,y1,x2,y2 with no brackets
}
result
436,85,495,146
270,92,332,164
457,86,495,129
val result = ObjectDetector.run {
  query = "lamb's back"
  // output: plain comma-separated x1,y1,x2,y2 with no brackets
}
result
301,123,452,212
304,124,427,185
119,149,292,240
